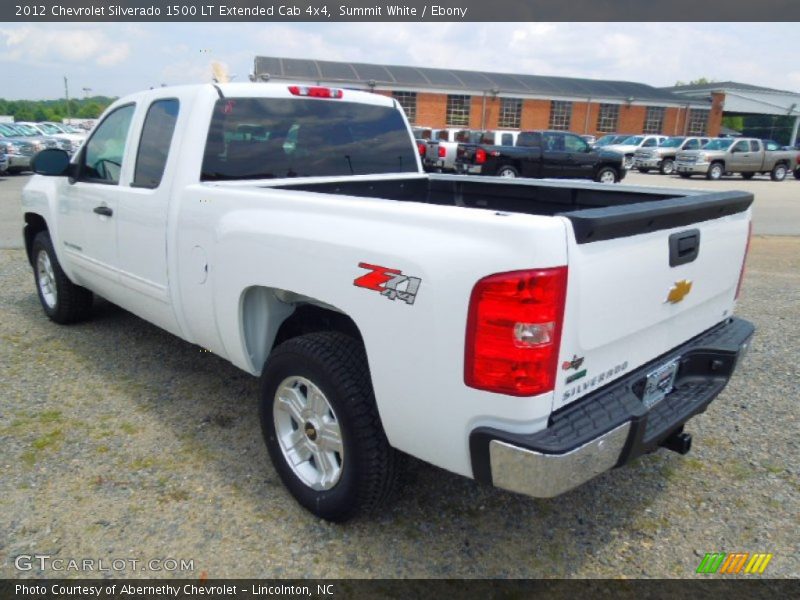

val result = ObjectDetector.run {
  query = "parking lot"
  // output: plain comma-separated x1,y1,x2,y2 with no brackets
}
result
0,171,798,578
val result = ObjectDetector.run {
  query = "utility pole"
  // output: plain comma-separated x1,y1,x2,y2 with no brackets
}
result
64,76,71,123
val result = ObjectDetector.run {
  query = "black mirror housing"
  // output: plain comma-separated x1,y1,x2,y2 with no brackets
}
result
32,149,71,176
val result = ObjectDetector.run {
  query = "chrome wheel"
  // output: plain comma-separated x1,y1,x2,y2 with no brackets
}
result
273,376,343,491
36,249,57,309
498,167,517,178
599,169,617,183
624,155,634,170
661,159,674,175
708,164,723,180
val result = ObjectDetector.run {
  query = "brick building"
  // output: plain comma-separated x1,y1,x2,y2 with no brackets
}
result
252,56,720,137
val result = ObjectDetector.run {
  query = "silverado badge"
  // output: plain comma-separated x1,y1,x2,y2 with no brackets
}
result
666,279,693,304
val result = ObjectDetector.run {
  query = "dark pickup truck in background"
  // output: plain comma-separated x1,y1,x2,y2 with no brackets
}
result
456,130,626,183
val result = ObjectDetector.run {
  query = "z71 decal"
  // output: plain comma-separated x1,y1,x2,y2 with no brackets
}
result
354,263,422,305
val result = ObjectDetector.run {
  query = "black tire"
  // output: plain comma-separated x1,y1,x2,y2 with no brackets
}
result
741,172,755,180
595,166,619,183
637,167,650,174
31,231,93,324
706,162,724,180
496,165,519,178
679,173,692,179
794,167,800,180
660,159,675,175
770,164,788,182
259,332,399,522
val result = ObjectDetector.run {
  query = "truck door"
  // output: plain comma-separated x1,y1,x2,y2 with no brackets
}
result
562,133,596,178
728,139,754,173
57,103,136,301
112,97,182,334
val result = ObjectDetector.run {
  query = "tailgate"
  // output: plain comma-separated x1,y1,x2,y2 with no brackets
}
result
553,191,752,411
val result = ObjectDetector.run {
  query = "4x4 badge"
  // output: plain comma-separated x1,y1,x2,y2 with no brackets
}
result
562,355,584,371
354,263,422,305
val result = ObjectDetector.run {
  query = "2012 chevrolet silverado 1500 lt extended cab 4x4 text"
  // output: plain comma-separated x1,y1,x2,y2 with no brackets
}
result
23,83,754,521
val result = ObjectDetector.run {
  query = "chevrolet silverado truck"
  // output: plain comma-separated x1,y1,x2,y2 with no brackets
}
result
423,128,476,173
23,83,754,522
676,137,797,181
456,129,627,182
633,136,711,175
603,135,668,170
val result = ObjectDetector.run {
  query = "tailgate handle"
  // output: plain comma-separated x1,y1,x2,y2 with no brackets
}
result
669,229,700,266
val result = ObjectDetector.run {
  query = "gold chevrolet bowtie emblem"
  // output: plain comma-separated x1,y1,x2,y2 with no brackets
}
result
666,279,693,304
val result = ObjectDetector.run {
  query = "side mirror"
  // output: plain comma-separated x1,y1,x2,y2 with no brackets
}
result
32,149,71,176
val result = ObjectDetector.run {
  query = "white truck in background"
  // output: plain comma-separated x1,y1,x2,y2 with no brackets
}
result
23,83,754,521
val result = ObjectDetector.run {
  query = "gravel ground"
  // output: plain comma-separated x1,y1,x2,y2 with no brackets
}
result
0,237,798,579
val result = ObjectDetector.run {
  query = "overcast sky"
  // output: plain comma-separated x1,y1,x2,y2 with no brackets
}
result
0,22,797,100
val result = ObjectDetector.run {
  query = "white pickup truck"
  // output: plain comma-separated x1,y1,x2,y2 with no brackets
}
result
23,83,755,522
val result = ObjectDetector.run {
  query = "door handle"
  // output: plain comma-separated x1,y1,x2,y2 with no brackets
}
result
93,206,113,217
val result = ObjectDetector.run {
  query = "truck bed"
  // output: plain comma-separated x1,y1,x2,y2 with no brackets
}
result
275,174,753,243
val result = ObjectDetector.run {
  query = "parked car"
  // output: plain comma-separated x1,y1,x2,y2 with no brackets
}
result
456,129,626,182
424,128,477,172
604,135,668,170
0,124,42,173
633,136,711,175
24,83,754,522
675,137,797,181
0,142,8,174
14,122,78,154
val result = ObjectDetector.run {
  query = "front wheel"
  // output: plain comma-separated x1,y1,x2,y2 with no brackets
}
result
707,162,724,180
496,165,519,178
771,164,788,182
595,167,619,183
660,159,675,175
31,231,93,324
260,332,399,522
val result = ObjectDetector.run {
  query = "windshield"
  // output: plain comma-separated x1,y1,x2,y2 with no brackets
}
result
14,124,40,136
595,135,618,147
39,123,62,135
202,97,418,180
660,137,685,148
703,139,734,150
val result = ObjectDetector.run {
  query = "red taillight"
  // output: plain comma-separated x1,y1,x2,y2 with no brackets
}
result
465,267,568,396
288,85,343,99
735,221,753,300
417,142,426,157
438,145,446,158
475,148,487,164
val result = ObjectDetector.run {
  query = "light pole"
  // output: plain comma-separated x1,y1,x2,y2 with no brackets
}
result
64,76,72,122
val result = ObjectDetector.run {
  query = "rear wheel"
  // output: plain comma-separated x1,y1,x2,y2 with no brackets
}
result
595,167,619,183
31,231,93,324
496,165,519,178
707,162,724,180
660,159,675,175
260,332,399,522
771,164,788,182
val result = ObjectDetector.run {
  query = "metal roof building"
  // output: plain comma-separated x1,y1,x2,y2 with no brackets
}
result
253,56,707,107
663,81,800,145
251,56,718,137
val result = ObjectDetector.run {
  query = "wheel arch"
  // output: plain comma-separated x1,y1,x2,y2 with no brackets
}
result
23,212,49,265
240,285,365,376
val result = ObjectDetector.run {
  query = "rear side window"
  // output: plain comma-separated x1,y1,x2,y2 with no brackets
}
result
684,139,700,150
517,132,541,147
501,133,514,146
202,98,418,180
133,99,179,189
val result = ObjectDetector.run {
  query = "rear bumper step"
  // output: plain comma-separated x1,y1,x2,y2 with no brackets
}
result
470,317,755,498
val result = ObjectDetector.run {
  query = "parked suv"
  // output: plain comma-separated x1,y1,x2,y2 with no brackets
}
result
634,136,711,175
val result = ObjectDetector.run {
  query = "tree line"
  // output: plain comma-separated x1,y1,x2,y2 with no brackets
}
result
0,97,116,123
